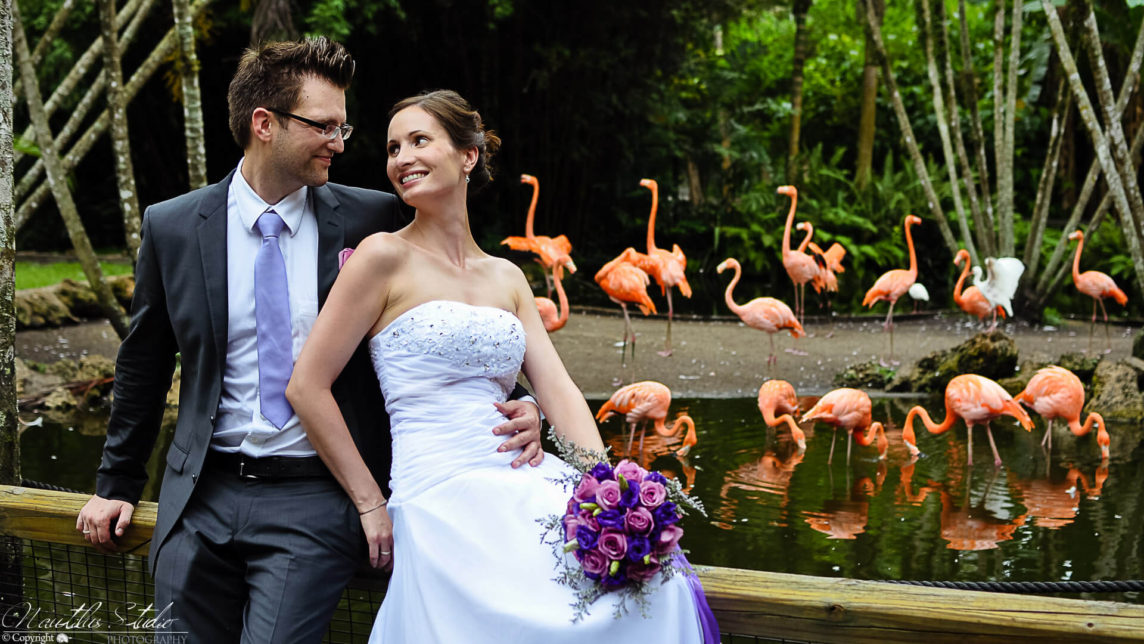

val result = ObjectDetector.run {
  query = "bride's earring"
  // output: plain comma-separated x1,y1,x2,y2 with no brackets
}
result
465,175,471,184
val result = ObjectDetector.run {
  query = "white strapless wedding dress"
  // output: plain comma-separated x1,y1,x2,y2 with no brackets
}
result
367,300,710,643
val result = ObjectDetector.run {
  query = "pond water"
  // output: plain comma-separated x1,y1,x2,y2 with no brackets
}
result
19,394,1144,604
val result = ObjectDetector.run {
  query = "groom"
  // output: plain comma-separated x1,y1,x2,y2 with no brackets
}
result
76,37,542,641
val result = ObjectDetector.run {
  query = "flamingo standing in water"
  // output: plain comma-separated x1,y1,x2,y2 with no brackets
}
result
757,379,807,450
595,380,697,458
1014,365,1110,460
778,186,819,326
1068,230,1128,353
628,179,692,356
800,388,888,464
902,374,1034,467
501,174,576,297
535,263,569,333
862,214,922,363
595,248,657,372
715,257,805,365
952,249,1005,328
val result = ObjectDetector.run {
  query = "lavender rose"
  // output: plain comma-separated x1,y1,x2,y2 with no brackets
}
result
627,555,662,583
599,529,628,560
596,480,623,510
573,474,599,503
639,480,667,509
563,515,579,541
579,510,600,532
614,460,645,484
579,548,609,580
625,506,655,535
655,524,684,554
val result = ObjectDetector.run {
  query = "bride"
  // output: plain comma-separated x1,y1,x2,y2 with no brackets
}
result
287,90,714,642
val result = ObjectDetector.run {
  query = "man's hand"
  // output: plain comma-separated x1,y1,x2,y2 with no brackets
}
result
77,495,136,554
493,400,545,467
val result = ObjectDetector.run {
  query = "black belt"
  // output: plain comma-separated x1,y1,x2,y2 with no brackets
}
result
204,450,331,480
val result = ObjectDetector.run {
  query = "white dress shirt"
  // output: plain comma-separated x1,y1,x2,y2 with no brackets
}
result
212,159,320,457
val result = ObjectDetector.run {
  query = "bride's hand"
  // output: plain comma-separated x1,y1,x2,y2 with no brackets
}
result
493,400,545,468
360,505,395,570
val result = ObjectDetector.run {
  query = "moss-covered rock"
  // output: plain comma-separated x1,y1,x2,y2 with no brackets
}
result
887,330,1018,393
1089,359,1144,422
1057,352,1100,381
1133,328,1144,361
833,360,897,389
14,275,135,330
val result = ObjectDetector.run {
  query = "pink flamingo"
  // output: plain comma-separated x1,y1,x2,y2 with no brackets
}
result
862,214,922,363
1014,365,1109,460
778,185,818,325
1068,230,1128,353
952,249,1005,329
903,374,1034,467
535,263,569,333
595,380,697,458
715,257,805,365
501,174,576,297
594,248,656,369
800,388,888,464
757,379,807,450
628,179,692,356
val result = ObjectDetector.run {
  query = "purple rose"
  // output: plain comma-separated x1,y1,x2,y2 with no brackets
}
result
580,510,600,532
655,525,684,554
627,555,662,583
639,480,667,509
579,548,609,579
626,535,652,562
620,480,641,509
563,515,579,541
625,506,655,535
576,526,599,550
590,462,615,481
599,529,628,560
596,509,625,530
614,460,645,484
573,474,599,503
596,480,622,510
653,501,680,526
644,471,667,485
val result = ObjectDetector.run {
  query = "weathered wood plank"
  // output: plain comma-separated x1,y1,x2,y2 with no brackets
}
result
2,486,1142,641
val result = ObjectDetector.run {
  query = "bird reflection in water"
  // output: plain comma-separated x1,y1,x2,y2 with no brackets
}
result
898,462,1027,551
714,437,807,531
1009,463,1109,529
803,460,887,540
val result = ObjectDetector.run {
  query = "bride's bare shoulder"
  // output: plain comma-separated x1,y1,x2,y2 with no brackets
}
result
349,232,412,271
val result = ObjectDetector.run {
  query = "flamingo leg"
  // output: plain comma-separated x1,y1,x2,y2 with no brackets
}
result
619,302,634,367
538,258,553,298
966,423,974,466
846,431,853,465
1098,298,1112,353
984,421,1002,467
827,428,838,465
659,289,674,357
638,427,646,460
1041,419,1053,450
1089,299,1097,353
768,333,777,366
626,421,638,456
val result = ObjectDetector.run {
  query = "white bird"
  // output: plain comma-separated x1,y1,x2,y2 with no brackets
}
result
907,282,929,312
973,257,1025,324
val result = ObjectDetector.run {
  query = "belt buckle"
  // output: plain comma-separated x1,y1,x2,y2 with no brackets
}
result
238,457,261,480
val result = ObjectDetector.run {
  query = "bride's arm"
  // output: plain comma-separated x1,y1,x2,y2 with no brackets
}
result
287,233,399,569
508,267,607,454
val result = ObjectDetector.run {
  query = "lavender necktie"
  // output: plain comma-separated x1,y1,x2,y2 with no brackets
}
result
255,211,294,428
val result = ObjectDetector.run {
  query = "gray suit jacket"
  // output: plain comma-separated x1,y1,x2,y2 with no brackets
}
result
95,170,404,571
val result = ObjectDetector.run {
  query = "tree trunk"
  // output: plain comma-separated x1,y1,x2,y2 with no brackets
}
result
1022,76,1069,278
862,0,959,254
172,0,208,189
787,0,812,184
1,0,21,489
686,156,704,207
855,0,883,191
251,0,297,44
15,0,207,230
12,1,130,339
992,0,1005,238
920,0,977,263
998,0,1022,256
960,0,995,238
99,0,142,263
1041,0,1144,298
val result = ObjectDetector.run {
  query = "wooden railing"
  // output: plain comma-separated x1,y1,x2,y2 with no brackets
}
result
2,485,1143,642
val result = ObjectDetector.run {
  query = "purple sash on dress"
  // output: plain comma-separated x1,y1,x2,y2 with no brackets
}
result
679,554,720,643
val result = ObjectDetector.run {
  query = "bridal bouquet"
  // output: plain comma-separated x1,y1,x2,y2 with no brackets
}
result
539,430,706,621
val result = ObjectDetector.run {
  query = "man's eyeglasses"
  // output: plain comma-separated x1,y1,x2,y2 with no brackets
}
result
267,108,354,141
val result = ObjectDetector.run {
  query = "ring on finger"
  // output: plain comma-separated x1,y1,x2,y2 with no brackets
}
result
82,529,91,535
380,550,391,556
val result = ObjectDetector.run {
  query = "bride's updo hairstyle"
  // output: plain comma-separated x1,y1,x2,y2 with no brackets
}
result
388,90,501,194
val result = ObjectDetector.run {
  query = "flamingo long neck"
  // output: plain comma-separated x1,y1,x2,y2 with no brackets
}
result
525,181,539,239
723,262,745,317
553,264,568,327
953,256,970,303
905,219,918,278
654,415,687,438
782,191,797,257
1072,234,1084,284
797,223,813,252
903,405,957,451
646,184,659,253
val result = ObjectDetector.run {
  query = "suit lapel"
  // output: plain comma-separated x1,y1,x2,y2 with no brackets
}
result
198,171,235,382
313,184,344,308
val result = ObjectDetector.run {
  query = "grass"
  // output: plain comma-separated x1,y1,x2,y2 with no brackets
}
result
15,261,134,290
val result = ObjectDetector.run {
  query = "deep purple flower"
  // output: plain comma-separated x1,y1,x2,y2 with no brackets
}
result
644,471,668,485
596,480,622,510
639,480,667,508
625,506,655,535
620,480,641,509
598,530,628,560
614,460,646,484
590,462,615,481
573,474,599,503
655,525,684,554
601,566,628,589
579,548,609,579
576,526,599,550
626,535,652,561
596,509,625,530
627,555,662,583
653,501,680,526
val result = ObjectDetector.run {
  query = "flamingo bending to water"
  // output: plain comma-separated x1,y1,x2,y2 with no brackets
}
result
594,248,656,372
1068,230,1128,353
862,214,922,363
715,257,804,365
952,249,1005,328
800,388,888,464
595,381,696,458
628,179,692,356
903,374,1034,467
535,263,569,333
501,174,576,297
778,186,818,326
1014,365,1110,460
757,379,806,450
